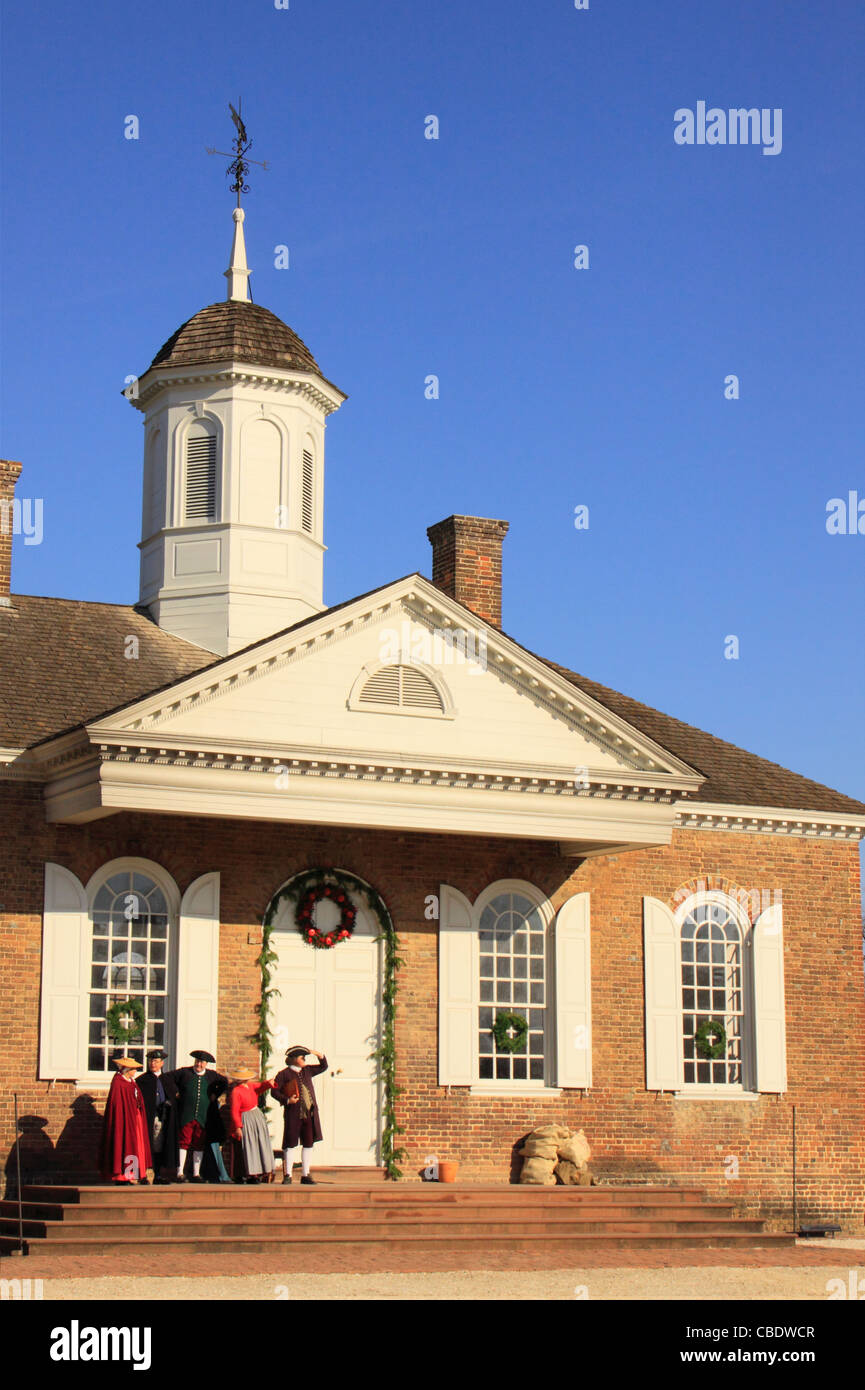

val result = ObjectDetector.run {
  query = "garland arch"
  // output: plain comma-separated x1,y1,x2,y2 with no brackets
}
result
253,867,405,1179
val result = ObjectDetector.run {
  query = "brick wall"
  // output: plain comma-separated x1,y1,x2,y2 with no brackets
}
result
1,784,863,1228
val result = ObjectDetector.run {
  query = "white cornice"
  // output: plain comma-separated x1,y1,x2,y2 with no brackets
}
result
674,800,865,842
132,361,346,416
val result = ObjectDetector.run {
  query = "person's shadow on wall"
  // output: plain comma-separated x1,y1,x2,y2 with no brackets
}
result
4,1115,55,1197
54,1095,102,1183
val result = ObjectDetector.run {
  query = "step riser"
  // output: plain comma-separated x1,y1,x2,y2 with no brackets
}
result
1,1203,738,1224
14,1187,715,1207
1,1236,794,1257
9,1219,768,1241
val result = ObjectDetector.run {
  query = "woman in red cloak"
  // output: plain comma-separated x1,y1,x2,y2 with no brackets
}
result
100,1057,152,1184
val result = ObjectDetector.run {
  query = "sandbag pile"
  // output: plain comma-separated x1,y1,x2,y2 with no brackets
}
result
518,1125,593,1186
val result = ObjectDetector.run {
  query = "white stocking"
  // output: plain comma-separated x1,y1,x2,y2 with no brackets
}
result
282,1147,296,1175
301,1146,313,1177
177,1148,187,1177
192,1149,203,1176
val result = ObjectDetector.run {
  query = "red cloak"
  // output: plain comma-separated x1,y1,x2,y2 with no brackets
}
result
99,1072,152,1181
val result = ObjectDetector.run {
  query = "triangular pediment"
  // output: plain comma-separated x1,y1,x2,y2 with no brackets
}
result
83,576,700,792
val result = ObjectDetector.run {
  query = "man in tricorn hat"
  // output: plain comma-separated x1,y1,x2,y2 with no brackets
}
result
136,1049,179,1184
271,1045,328,1185
167,1050,229,1182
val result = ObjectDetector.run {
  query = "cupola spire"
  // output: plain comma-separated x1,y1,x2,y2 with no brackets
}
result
206,100,269,303
225,207,250,302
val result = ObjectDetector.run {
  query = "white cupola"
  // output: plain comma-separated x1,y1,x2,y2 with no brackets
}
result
128,206,346,655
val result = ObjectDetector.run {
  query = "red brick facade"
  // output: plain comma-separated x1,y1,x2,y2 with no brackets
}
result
1,781,863,1229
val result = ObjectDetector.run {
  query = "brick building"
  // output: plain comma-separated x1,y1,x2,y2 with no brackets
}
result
2,206,864,1228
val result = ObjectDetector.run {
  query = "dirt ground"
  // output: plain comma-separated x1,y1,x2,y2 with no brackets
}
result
4,1239,863,1301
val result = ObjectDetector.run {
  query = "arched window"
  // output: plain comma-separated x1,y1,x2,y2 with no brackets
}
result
477,889,548,1082
680,894,745,1086
184,423,217,522
88,868,174,1073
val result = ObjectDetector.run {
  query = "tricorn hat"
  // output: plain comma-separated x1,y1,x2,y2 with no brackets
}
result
147,1048,168,1061
112,1056,140,1071
190,1049,216,1063
285,1045,310,1061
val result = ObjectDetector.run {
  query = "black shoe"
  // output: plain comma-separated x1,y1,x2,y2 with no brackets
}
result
300,1175,317,1186
189,1174,204,1183
154,1176,171,1185
282,1174,292,1184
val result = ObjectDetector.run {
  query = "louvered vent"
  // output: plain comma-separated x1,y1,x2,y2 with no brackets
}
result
185,434,217,521
301,448,314,532
358,664,444,712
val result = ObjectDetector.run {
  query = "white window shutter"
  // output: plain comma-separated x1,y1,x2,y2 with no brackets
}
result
39,864,89,1079
643,896,684,1091
555,892,592,1088
438,884,475,1085
175,872,221,1066
752,902,787,1093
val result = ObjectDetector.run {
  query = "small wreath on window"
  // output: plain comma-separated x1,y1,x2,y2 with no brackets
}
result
106,997,146,1043
296,878,357,949
492,1010,529,1054
695,1017,727,1060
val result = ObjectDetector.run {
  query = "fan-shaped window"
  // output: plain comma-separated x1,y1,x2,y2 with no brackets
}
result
357,663,444,712
185,426,217,522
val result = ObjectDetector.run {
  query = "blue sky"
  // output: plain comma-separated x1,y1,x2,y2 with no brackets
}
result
1,0,863,882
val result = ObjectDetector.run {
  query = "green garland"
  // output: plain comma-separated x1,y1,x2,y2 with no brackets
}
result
695,1017,727,1060
106,997,145,1043
493,1010,529,1054
253,868,405,1179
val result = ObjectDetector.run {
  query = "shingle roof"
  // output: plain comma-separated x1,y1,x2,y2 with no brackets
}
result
146,301,322,376
538,656,865,817
0,596,216,748
2,589,863,819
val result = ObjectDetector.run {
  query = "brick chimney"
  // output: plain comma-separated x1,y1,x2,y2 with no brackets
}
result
426,514,510,630
0,460,22,607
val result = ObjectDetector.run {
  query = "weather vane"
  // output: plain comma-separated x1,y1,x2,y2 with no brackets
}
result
206,101,269,205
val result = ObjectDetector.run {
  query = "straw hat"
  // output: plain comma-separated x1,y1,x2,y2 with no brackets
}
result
112,1057,140,1071
231,1065,257,1082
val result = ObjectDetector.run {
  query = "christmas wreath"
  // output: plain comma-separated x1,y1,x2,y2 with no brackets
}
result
106,997,146,1043
296,878,357,948
493,1010,529,1053
695,1017,727,1059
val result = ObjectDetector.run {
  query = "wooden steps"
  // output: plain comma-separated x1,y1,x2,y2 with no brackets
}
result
1,1182,795,1259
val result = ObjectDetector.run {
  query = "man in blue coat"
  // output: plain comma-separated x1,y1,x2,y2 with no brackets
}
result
271,1045,328,1185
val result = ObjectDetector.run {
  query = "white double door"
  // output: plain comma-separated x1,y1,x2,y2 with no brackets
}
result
267,891,382,1165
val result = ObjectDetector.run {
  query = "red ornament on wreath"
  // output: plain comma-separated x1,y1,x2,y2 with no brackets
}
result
297,881,357,949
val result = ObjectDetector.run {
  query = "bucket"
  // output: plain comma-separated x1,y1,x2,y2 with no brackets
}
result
438,1160,458,1183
